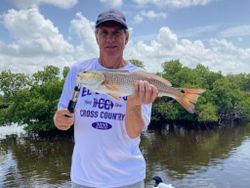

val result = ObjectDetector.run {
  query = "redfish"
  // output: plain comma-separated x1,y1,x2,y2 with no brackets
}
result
77,71,205,113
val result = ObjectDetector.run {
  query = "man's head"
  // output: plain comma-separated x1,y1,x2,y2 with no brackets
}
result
95,9,128,29
95,9,129,59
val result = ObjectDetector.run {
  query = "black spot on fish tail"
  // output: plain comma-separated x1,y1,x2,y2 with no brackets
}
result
180,89,185,93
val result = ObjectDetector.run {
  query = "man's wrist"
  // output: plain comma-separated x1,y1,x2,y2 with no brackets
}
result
126,97,141,110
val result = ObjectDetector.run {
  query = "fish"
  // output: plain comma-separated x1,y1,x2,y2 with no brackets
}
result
77,71,205,113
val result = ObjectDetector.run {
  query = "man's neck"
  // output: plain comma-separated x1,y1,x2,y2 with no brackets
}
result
99,56,127,69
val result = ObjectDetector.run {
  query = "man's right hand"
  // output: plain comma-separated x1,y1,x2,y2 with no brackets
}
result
53,108,74,131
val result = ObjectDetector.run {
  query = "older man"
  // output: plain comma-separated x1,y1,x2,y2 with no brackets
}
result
54,9,158,188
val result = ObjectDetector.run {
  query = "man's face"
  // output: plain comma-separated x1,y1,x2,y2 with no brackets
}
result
96,22,129,57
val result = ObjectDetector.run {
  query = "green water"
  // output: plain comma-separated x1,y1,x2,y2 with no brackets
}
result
1,123,250,188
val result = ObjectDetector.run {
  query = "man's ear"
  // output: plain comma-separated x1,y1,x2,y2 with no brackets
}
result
125,32,129,45
95,34,99,44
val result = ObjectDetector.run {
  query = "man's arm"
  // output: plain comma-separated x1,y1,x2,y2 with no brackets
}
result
125,80,158,138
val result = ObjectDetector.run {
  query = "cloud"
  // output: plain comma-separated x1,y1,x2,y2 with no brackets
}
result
178,24,221,38
133,10,167,23
220,25,250,38
2,8,73,56
100,0,123,7
0,8,74,73
125,26,250,74
132,0,212,8
69,12,98,60
0,7,249,76
9,0,78,9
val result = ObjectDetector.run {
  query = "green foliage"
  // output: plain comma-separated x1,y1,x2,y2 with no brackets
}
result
129,59,145,69
0,66,64,132
32,65,60,84
161,60,204,88
162,59,182,76
153,59,250,123
226,73,250,92
194,64,223,89
0,71,30,99
152,98,179,121
0,95,8,125
63,66,70,79
0,59,250,132
196,103,218,122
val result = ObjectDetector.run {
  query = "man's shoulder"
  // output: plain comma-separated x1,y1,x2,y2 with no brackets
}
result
125,62,144,72
71,58,98,70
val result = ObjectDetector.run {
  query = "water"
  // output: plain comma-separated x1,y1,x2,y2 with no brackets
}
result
0,123,250,188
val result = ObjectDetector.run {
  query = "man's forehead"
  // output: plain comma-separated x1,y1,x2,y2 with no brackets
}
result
98,21,125,30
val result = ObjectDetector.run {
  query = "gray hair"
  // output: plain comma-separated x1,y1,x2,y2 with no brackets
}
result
95,27,129,36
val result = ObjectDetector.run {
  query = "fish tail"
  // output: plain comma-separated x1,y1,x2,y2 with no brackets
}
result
175,88,205,113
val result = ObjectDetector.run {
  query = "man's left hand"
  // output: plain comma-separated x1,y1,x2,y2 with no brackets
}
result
128,80,158,105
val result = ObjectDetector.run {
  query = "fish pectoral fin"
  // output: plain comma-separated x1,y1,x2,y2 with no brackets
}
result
104,70,129,73
108,94,122,101
104,83,120,92
104,83,122,101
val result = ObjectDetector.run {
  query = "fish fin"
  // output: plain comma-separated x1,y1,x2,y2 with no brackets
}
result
104,83,120,92
175,88,205,113
103,70,129,73
133,71,172,86
104,83,122,101
108,94,122,101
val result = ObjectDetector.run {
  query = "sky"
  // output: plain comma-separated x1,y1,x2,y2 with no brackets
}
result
0,0,250,75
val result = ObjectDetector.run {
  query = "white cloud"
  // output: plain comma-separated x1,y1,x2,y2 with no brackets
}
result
0,8,74,73
133,0,212,8
9,0,78,9
133,14,144,24
0,8,96,74
125,26,250,74
133,10,167,23
220,25,250,38
2,8,73,56
0,7,249,76
100,0,123,7
69,12,98,60
178,24,221,38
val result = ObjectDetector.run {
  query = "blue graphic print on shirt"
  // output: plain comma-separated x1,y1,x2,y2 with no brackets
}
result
79,87,126,130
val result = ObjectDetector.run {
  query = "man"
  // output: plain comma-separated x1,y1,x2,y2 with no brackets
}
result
54,9,158,188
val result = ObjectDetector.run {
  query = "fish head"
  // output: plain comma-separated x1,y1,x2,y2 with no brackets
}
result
77,71,105,88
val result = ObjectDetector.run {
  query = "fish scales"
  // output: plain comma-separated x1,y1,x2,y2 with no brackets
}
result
77,71,205,113
103,71,175,97
103,71,135,95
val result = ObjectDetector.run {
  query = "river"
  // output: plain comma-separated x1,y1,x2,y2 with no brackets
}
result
0,123,250,188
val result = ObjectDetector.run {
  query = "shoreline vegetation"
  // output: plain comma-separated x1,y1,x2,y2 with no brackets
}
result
0,59,250,134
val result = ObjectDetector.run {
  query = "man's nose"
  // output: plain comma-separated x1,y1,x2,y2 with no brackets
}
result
106,34,116,42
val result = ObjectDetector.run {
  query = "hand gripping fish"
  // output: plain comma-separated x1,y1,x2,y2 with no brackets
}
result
77,71,205,113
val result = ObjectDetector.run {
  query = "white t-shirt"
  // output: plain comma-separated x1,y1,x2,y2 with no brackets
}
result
58,58,152,188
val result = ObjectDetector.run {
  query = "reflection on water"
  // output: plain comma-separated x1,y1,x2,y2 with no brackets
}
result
0,123,250,188
0,134,73,188
142,123,250,188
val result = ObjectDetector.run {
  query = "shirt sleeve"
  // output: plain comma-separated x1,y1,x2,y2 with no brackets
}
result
57,65,78,109
141,103,152,131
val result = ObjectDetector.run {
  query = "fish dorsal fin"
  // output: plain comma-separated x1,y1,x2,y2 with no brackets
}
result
133,71,172,86
102,70,129,73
